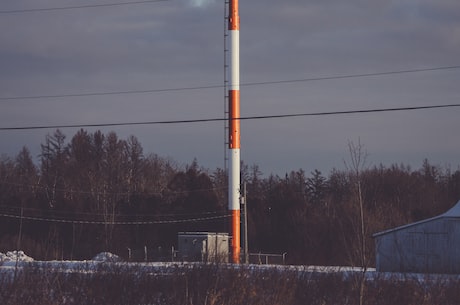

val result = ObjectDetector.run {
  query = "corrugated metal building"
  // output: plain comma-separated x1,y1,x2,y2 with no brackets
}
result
373,200,460,274
177,232,229,263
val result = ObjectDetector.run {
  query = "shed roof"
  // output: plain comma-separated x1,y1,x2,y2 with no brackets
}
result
441,200,460,217
178,232,228,237
373,199,460,238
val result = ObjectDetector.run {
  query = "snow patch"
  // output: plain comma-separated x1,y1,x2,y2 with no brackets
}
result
0,251,34,263
92,252,122,262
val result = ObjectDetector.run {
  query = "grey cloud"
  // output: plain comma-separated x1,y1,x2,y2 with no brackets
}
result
0,0,459,174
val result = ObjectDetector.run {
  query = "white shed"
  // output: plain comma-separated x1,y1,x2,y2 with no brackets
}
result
373,200,460,274
177,232,229,263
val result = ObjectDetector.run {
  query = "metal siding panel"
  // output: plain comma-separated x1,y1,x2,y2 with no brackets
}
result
447,220,460,273
375,204,460,274
376,232,404,272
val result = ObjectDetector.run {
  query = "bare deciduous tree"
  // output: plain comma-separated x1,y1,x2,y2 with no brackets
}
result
344,138,369,305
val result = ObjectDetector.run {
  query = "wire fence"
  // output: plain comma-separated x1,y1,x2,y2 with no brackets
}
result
126,246,287,265
248,253,287,265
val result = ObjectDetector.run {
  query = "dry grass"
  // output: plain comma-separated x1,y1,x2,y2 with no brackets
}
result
1,263,460,305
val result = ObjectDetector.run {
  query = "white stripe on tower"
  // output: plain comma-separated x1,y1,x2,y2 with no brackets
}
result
228,0,240,264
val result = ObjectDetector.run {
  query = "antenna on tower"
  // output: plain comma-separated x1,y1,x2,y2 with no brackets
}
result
224,0,229,172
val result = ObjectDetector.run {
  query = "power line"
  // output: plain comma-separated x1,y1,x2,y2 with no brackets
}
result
0,0,168,14
0,204,229,219
245,65,460,87
0,212,230,225
0,180,227,197
0,103,459,131
1,65,459,101
0,85,222,101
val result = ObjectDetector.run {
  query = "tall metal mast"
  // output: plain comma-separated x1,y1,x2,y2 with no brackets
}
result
228,0,241,264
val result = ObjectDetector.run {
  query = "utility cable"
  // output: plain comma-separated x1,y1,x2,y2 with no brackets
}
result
0,103,459,131
0,180,227,197
0,212,231,225
0,204,229,219
1,65,459,101
0,0,168,14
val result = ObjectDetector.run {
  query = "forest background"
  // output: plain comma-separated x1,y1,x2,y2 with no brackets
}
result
1,129,459,266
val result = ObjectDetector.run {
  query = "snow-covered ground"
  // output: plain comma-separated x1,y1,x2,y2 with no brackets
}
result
1,250,460,282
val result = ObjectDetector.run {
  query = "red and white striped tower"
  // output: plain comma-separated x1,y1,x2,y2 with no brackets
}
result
228,0,241,264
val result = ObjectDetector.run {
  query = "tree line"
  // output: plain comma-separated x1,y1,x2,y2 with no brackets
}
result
1,129,459,265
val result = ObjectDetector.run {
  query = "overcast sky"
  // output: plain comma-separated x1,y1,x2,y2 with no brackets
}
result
1,0,459,175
